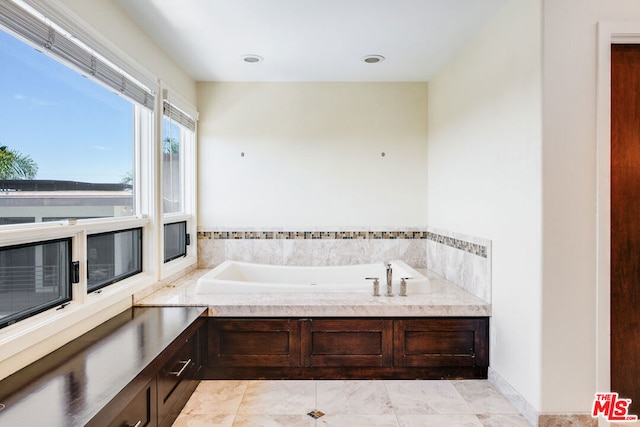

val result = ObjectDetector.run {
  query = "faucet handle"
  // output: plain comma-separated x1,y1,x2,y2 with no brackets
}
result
400,277,413,297
365,277,380,297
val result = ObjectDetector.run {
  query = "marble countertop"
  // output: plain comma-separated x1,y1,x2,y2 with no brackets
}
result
136,269,491,317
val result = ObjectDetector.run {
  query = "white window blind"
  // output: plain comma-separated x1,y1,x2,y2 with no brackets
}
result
0,0,155,109
163,100,196,132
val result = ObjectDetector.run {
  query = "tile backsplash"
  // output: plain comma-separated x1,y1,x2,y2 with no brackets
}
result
197,226,491,302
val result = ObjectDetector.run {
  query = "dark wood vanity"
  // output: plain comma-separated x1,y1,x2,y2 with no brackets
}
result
0,306,208,427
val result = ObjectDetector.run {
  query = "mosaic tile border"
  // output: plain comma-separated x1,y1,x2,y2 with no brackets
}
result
197,230,487,258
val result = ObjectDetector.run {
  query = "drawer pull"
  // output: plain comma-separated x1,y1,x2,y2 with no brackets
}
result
125,421,141,427
168,359,192,377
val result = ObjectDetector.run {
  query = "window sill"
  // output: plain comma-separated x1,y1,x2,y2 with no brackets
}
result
0,271,156,381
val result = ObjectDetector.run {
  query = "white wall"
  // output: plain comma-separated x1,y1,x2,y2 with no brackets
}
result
541,0,640,415
197,82,428,228
427,0,543,413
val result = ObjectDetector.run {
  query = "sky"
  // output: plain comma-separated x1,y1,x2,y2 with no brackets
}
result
0,29,134,184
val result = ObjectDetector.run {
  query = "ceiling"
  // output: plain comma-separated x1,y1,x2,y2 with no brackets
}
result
115,0,507,82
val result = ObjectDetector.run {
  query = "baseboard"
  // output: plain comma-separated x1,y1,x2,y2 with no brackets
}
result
488,368,598,427
488,367,540,426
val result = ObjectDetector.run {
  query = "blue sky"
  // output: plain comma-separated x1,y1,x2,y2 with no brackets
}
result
0,29,134,184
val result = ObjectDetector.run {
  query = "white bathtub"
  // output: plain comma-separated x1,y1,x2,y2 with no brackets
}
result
195,260,429,294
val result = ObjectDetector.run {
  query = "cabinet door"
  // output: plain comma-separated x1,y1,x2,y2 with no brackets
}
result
105,379,156,427
394,318,489,368
209,319,301,367
301,319,393,367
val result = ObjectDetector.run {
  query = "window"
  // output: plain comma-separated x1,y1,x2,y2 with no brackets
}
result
164,221,187,263
87,228,142,292
0,28,136,223
162,100,196,215
0,0,156,226
0,1,196,332
0,238,71,329
162,118,182,214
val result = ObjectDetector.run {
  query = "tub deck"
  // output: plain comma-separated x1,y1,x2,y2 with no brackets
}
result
137,268,490,317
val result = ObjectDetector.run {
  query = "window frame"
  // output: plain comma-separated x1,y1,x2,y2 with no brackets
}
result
87,227,143,293
163,221,187,263
0,236,72,329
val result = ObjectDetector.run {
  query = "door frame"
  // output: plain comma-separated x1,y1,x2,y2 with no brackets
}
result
596,22,640,422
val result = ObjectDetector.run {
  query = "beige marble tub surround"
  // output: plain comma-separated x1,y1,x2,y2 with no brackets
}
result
197,226,491,304
197,226,432,270
172,379,533,427
426,227,492,303
135,268,490,317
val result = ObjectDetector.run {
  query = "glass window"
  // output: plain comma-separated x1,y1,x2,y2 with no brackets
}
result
87,228,142,292
164,221,187,263
0,238,71,329
162,117,183,214
0,28,135,225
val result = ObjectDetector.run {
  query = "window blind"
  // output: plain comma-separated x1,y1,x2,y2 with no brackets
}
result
0,0,155,109
163,100,196,132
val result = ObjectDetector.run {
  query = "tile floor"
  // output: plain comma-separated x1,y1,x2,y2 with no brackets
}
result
172,379,533,427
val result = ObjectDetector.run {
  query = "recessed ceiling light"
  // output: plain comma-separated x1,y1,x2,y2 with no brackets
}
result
362,54,385,64
241,54,263,63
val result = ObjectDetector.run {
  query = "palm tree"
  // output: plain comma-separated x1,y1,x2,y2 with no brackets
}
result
0,145,38,179
163,137,179,154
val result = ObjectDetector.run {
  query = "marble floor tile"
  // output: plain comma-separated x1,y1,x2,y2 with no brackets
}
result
181,380,248,415
477,413,534,427
397,414,484,427
237,380,317,415
317,414,400,426
384,380,474,415
452,380,520,414
172,413,235,427
316,380,395,415
232,414,317,426
173,380,536,427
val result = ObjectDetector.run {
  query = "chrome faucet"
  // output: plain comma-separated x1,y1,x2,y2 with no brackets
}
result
386,263,393,296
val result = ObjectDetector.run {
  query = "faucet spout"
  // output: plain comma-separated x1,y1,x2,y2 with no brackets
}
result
386,263,393,296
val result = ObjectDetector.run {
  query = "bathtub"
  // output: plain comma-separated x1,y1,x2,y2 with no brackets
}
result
195,260,429,294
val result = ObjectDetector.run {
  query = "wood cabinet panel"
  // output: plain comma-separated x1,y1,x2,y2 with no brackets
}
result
394,318,488,368
301,319,393,367
208,319,301,367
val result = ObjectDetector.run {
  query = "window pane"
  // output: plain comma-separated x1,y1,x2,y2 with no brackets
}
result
162,118,182,214
0,239,71,329
164,221,186,263
0,29,134,225
87,228,142,292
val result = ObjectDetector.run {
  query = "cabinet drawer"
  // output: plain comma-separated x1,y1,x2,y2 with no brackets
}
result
157,334,198,423
106,379,155,427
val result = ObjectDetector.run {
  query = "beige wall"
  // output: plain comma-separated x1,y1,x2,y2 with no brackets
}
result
427,0,543,413
197,82,428,228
